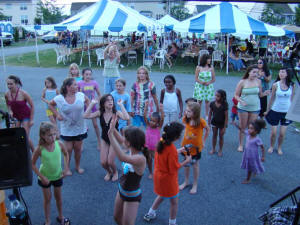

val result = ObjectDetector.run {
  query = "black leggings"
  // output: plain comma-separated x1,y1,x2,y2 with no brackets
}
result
259,96,268,117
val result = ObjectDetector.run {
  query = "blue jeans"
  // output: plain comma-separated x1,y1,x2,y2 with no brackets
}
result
104,76,120,94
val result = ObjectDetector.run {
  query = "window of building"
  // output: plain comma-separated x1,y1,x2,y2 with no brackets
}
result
156,14,163,20
6,16,12,22
21,15,28,25
20,4,28,10
5,3,12,9
140,11,153,18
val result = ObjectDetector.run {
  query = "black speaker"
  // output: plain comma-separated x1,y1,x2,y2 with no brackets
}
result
0,128,32,190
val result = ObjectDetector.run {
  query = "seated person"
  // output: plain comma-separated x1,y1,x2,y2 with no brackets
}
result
228,49,245,71
165,42,178,67
176,38,184,50
145,41,155,59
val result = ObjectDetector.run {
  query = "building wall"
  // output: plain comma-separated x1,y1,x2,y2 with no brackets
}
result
122,1,165,20
0,0,38,26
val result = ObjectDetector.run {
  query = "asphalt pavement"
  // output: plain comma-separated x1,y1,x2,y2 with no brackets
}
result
1,65,300,225
1,43,56,57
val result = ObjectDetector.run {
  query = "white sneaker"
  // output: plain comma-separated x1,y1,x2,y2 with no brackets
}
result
144,213,156,222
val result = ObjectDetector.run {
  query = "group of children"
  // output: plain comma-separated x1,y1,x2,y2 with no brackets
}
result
3,63,270,225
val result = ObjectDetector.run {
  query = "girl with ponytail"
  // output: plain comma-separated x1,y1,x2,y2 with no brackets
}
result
107,115,149,225
144,122,191,225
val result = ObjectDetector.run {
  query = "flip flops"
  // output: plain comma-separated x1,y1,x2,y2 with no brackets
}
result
56,217,71,225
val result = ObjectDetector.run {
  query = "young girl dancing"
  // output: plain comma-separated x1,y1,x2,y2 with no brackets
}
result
41,77,59,124
68,63,82,82
144,122,191,225
160,75,183,125
84,94,130,181
237,119,266,184
180,102,209,194
208,89,228,156
5,75,35,152
111,78,131,134
144,101,164,179
108,116,149,225
32,122,70,225
78,68,102,149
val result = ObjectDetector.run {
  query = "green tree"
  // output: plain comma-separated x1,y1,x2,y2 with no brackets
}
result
170,3,191,21
295,4,300,26
0,8,8,20
35,0,64,24
260,3,285,25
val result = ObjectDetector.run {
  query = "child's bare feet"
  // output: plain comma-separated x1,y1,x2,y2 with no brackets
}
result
76,168,85,174
104,173,111,181
218,151,223,157
237,146,243,152
111,171,119,182
189,185,197,194
242,179,250,184
148,174,153,179
277,148,283,155
267,147,273,153
179,182,189,191
65,170,72,176
209,150,216,155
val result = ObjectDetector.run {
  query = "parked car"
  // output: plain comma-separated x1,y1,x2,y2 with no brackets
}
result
0,31,13,45
42,30,58,43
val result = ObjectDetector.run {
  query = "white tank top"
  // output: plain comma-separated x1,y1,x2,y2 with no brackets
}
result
163,91,178,113
271,82,292,113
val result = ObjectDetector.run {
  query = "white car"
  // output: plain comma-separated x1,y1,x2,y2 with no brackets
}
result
42,30,58,43
0,32,13,45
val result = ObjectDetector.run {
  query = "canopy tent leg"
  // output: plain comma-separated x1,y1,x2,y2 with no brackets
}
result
143,32,146,67
226,34,229,75
80,41,84,66
88,39,91,67
35,30,40,66
1,38,6,73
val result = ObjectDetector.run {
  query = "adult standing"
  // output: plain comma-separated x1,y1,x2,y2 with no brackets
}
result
103,43,121,94
265,68,295,155
234,65,269,152
5,75,35,152
258,36,268,58
257,58,271,118
193,54,216,120
165,43,178,68
49,78,89,175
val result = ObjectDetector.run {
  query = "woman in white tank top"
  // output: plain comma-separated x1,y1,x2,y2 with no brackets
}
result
265,68,295,155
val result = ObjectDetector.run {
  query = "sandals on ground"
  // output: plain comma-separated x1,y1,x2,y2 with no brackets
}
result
56,217,71,225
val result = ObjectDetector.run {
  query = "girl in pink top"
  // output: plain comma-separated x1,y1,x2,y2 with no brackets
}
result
144,101,164,179
78,68,101,149
5,75,35,152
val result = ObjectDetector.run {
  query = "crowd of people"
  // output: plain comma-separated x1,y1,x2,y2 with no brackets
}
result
1,47,296,224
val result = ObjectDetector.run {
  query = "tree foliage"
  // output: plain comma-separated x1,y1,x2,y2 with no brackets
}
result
295,4,300,26
35,0,64,24
260,3,285,25
170,3,191,21
0,8,8,20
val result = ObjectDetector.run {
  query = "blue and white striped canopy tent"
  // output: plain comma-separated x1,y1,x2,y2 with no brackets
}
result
34,0,161,33
166,2,294,73
158,15,179,26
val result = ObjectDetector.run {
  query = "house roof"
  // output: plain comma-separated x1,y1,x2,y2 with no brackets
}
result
196,5,215,14
70,2,96,14
0,0,31,2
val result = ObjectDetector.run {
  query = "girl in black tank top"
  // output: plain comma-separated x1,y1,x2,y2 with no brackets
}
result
84,94,130,182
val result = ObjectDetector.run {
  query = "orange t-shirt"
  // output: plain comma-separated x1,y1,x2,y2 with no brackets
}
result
181,118,207,155
154,144,181,197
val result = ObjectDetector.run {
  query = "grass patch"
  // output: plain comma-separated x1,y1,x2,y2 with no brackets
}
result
6,38,44,48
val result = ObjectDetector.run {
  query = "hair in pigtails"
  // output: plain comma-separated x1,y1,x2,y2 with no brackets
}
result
157,122,184,154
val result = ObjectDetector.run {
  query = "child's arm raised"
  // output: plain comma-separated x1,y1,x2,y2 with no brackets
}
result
84,99,100,119
116,99,130,120
159,103,164,128
143,100,150,127
58,141,70,177
32,146,49,185
108,115,145,167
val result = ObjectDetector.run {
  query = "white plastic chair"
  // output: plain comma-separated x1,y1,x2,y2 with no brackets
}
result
198,49,209,65
212,50,224,69
96,48,105,66
54,47,66,64
154,49,167,70
127,50,137,66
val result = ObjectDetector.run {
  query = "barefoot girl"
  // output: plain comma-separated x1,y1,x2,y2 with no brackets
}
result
5,75,35,152
108,116,149,225
180,102,209,194
144,122,191,225
84,94,130,181
41,77,59,125
32,122,70,225
208,89,228,156
78,68,102,149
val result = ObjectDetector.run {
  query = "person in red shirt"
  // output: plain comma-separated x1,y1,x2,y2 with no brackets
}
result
231,97,239,125
144,122,191,225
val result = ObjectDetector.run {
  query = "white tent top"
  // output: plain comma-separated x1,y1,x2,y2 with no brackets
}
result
35,0,162,33
158,14,179,26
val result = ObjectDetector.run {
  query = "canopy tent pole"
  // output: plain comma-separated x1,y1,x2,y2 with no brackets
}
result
80,41,84,66
143,32,146,67
88,39,91,67
1,38,6,73
35,30,40,66
226,34,229,75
